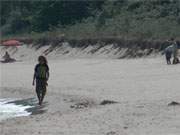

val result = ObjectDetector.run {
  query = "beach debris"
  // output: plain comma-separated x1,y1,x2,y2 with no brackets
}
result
168,101,180,106
106,131,116,135
100,100,118,105
123,126,128,129
70,101,91,109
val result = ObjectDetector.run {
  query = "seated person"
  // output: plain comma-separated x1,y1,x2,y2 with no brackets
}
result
173,57,180,64
2,51,10,60
2,51,15,63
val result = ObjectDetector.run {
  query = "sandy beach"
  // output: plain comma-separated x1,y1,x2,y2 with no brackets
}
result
1,57,180,135
2,1,180,134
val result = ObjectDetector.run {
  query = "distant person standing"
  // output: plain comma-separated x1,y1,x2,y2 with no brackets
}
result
33,56,49,105
165,38,179,64
164,46,173,64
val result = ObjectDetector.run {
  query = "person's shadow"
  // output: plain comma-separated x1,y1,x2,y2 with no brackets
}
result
6,98,48,115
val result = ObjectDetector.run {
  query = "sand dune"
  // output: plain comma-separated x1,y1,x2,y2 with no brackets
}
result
0,42,159,62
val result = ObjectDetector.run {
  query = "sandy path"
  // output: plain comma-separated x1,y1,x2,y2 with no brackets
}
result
1,58,180,135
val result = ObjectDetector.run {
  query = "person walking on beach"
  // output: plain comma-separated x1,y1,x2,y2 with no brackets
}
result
33,56,49,105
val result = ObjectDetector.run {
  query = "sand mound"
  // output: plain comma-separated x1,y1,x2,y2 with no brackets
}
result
100,100,118,105
168,101,180,106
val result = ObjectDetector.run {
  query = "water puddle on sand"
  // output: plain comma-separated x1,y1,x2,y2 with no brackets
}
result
0,98,32,121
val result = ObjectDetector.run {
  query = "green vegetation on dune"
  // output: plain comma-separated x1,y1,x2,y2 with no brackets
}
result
1,0,180,40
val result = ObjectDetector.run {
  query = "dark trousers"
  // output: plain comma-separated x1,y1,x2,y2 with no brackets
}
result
165,51,172,65
36,79,47,104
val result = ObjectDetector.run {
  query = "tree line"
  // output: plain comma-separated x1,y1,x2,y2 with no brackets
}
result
1,0,180,39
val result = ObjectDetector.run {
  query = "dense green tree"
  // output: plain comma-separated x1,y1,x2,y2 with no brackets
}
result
1,0,180,39
1,0,104,33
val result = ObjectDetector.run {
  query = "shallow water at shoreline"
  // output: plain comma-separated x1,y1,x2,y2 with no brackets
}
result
0,98,32,121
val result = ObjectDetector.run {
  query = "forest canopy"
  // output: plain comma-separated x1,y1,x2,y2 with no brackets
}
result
1,0,180,39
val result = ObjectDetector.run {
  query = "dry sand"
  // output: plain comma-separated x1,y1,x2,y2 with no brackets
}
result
1,57,180,135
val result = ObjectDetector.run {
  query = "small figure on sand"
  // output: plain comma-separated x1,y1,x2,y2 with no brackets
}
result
33,56,49,105
164,46,172,64
2,51,16,63
164,38,179,65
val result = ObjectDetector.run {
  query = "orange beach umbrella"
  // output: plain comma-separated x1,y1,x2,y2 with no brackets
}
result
1,40,22,46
